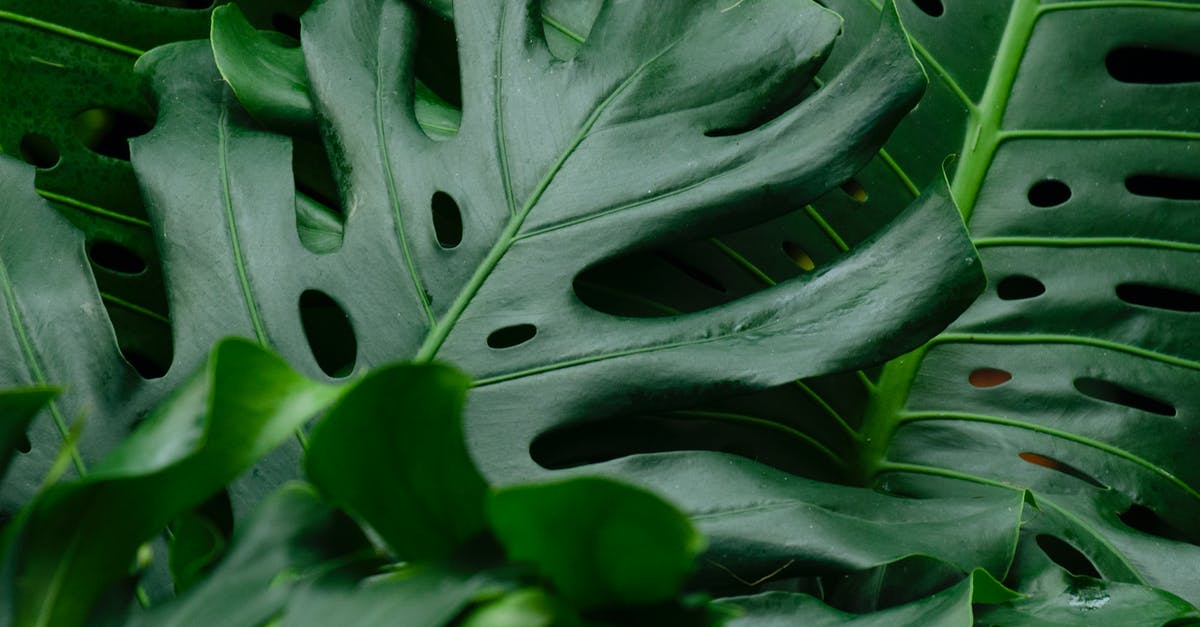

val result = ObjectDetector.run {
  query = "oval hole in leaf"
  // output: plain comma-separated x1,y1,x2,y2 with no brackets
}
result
16,434,31,454
530,414,835,480
968,368,1011,388
487,324,537,349
1118,503,1191,543
1116,282,1200,313
996,275,1045,300
299,290,357,377
1018,453,1108,489
781,241,815,271
19,133,59,169
413,6,462,109
912,0,945,18
71,108,152,161
1106,47,1200,84
839,178,869,202
1035,535,1102,578
1074,377,1176,416
657,252,726,293
1125,174,1200,201
1027,179,1071,207
431,191,463,248
122,348,168,380
88,240,147,275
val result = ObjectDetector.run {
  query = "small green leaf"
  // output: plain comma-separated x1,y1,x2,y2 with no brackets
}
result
277,565,487,627
487,477,705,609
130,483,373,627
211,4,314,133
460,588,579,627
5,339,341,626
305,363,487,561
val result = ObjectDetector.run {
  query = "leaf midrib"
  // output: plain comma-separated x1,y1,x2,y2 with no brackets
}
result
413,32,682,361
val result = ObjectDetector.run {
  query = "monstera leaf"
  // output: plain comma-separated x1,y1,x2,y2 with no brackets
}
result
0,0,310,378
0,0,986,529
508,0,1200,616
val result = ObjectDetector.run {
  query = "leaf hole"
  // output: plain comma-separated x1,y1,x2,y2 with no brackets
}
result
18,133,60,169
292,139,345,254
271,13,302,40
1118,503,1191,543
968,368,1011,388
1019,453,1108,489
299,290,357,377
88,240,147,275
781,241,815,271
1106,47,1200,84
487,324,537,349
15,434,31,454
1027,179,1071,207
431,191,463,248
413,6,462,108
1116,282,1200,313
71,108,152,161
542,1,603,61
1074,377,1176,416
121,348,169,380
911,0,945,17
657,252,726,294
1035,535,1101,579
1125,174,1200,201
839,178,868,202
996,275,1045,300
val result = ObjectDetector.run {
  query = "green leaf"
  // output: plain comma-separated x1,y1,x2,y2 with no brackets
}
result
3,339,340,626
0,388,55,484
0,0,980,512
719,568,1016,626
812,0,1200,608
460,588,578,627
276,565,488,627
128,483,374,627
488,477,704,609
305,362,487,561
211,5,314,134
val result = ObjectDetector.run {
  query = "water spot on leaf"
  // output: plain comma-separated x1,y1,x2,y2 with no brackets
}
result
839,178,868,202
1125,174,1200,201
996,275,1045,300
300,290,357,378
1106,47,1200,84
431,191,463,248
18,133,59,169
1027,179,1071,207
1074,377,1175,416
658,252,726,293
912,0,944,17
1019,453,1108,489
781,241,815,271
71,108,152,161
88,240,147,275
487,324,537,349
1116,282,1200,313
968,368,1011,388
1036,535,1102,578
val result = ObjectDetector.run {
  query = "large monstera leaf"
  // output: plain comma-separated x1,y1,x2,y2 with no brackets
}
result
802,0,1200,611
1,0,986,522
0,0,309,377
